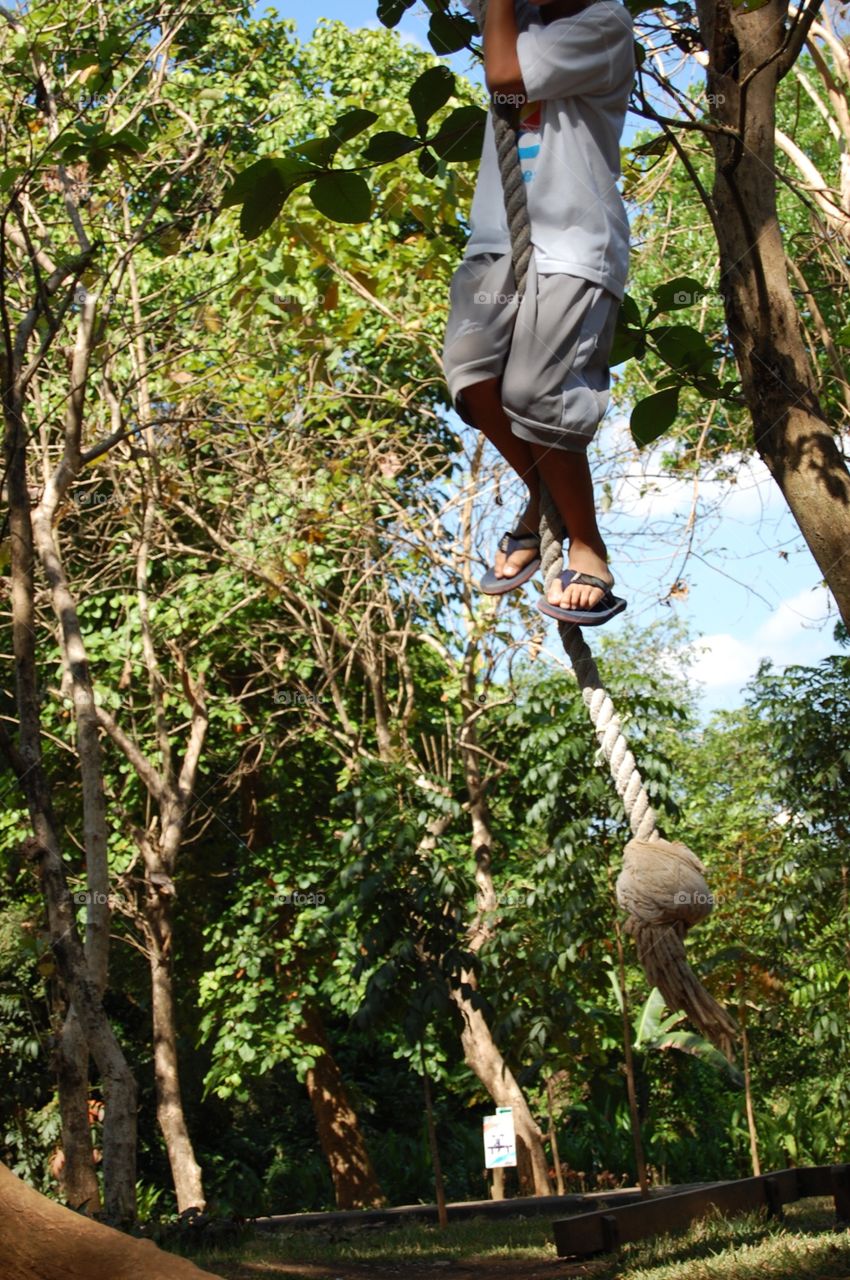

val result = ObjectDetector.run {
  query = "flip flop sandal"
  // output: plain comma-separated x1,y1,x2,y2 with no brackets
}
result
479,529,541,595
536,570,627,627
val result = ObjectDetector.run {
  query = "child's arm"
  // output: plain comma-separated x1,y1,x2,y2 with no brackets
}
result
482,0,526,99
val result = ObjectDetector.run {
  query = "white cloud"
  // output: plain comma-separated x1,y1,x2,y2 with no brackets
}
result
591,416,793,530
685,584,835,694
688,633,759,690
757,584,832,649
611,447,782,525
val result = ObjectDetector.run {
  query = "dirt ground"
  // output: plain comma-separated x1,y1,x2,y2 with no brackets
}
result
209,1258,603,1280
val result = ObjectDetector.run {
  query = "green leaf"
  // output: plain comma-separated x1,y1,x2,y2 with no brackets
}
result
634,987,667,1046
239,172,287,240
293,112,376,169
651,276,706,313
329,108,379,149
418,147,440,179
363,131,421,163
651,323,715,374
294,137,337,167
606,967,624,1013
67,51,100,73
97,33,125,58
408,65,455,137
627,0,664,17
430,105,486,163
0,166,23,194
630,133,669,159
619,292,642,328
609,327,644,366
309,171,371,224
222,158,278,209
235,157,320,239
224,157,314,216
110,127,146,156
378,0,414,27
630,386,680,447
654,1031,745,1086
610,296,646,366
428,11,478,55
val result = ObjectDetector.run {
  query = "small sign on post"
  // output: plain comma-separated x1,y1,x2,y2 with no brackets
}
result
483,1106,517,1168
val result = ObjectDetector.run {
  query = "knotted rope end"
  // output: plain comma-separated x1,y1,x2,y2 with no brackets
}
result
618,837,739,1059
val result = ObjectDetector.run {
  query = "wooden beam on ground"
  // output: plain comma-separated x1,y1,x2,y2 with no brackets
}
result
553,1165,850,1258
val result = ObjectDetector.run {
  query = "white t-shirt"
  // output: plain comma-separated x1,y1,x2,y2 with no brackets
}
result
462,0,634,298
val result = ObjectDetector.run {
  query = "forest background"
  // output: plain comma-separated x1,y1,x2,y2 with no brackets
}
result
1,0,849,1226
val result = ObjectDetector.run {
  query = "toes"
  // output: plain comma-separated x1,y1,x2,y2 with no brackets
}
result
499,553,535,580
549,585,604,611
564,589,598,610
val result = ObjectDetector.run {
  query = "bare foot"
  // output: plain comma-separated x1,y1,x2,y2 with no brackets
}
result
547,537,613,610
494,500,541,580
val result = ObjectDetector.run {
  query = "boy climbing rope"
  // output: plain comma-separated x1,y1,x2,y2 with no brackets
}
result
442,0,634,625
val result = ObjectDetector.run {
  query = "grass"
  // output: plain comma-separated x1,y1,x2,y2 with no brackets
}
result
185,1198,850,1279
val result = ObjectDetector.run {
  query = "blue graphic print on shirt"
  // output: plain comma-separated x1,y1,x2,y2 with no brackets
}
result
517,100,543,184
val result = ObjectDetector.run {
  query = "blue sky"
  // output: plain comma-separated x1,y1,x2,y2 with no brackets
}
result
261,1,841,712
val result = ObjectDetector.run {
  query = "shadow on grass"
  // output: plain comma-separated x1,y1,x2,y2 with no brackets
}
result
183,1198,850,1280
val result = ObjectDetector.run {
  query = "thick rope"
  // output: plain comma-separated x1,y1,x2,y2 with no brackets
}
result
476,0,737,1056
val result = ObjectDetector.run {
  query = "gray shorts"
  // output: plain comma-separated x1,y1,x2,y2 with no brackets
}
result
441,252,619,453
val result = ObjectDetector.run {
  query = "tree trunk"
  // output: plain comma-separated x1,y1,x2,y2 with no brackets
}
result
738,978,761,1177
546,1076,565,1196
617,925,649,1196
0,1161,218,1280
450,988,551,1196
27,850,138,1227
695,0,850,626
134,510,207,1212
453,609,550,1196
408,545,552,1203
5,390,138,1225
147,891,205,1212
421,1044,448,1227
53,1010,101,1213
298,1005,385,1209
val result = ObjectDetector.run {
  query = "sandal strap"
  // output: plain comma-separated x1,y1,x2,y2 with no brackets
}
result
561,570,615,592
499,529,541,555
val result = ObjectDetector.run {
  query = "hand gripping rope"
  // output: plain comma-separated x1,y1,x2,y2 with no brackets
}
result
476,0,737,1055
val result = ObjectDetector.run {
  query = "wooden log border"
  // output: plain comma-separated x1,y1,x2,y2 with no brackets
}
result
553,1164,850,1258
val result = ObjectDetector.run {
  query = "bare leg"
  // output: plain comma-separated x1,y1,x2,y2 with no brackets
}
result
529,443,612,611
462,377,541,580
